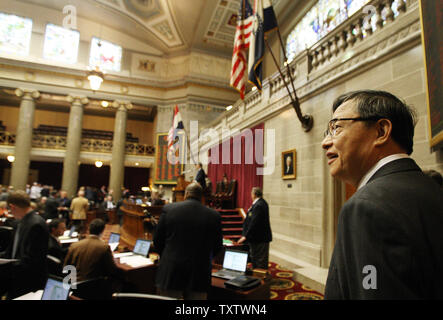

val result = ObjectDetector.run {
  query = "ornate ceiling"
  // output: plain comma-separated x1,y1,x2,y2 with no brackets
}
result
13,0,296,57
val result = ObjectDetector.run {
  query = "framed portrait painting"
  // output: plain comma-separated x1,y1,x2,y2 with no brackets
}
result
282,149,296,180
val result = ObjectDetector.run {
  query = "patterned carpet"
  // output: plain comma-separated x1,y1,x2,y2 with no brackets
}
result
268,262,324,300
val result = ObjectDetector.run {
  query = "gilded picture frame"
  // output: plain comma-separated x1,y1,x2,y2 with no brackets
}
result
282,149,296,180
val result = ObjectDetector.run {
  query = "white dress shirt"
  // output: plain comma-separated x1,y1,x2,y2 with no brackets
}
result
358,153,410,190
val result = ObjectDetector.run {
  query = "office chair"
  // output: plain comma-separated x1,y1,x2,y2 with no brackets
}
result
46,254,63,277
112,292,177,300
71,277,112,300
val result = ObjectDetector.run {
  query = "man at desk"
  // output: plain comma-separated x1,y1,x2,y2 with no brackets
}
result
64,219,124,282
48,219,68,262
154,182,222,299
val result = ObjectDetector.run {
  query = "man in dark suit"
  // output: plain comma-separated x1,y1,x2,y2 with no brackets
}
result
47,218,68,262
0,191,49,299
154,182,222,299
58,190,71,225
321,90,443,299
193,163,206,190
44,190,60,220
237,187,272,269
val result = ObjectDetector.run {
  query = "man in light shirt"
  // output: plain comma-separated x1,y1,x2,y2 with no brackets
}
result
321,90,443,299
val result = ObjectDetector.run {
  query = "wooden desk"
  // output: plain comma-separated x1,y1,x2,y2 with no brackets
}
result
209,269,271,300
114,257,158,294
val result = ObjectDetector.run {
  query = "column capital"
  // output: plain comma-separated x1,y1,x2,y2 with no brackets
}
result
112,100,133,111
67,95,89,105
15,88,40,100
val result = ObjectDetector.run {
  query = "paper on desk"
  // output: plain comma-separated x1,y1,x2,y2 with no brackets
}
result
119,256,153,268
0,258,19,265
60,238,79,244
109,242,119,252
14,290,43,300
114,252,133,258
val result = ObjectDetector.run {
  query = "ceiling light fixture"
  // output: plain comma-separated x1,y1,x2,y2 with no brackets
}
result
101,101,109,108
226,105,233,111
87,66,104,91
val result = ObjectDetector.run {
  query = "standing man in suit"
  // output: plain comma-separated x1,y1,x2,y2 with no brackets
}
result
58,190,71,225
321,90,443,299
44,190,60,220
0,191,49,299
193,163,206,190
154,182,222,299
70,190,89,234
237,187,272,269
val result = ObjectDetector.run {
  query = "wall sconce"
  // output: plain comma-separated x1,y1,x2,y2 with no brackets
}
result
95,160,103,168
87,66,104,91
7,155,15,163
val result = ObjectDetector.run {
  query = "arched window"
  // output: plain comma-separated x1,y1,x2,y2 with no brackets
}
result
285,0,405,63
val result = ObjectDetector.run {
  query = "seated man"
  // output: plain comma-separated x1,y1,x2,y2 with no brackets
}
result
47,218,68,262
0,191,49,299
64,219,123,282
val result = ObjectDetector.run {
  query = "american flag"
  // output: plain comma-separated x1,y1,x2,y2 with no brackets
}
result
230,0,254,100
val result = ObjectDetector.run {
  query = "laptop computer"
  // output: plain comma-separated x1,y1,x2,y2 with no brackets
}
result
135,198,143,205
114,239,153,267
108,232,120,252
41,277,71,300
212,250,249,280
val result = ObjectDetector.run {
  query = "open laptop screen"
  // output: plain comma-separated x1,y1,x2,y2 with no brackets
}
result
133,239,151,257
222,250,248,272
108,232,120,244
41,278,70,300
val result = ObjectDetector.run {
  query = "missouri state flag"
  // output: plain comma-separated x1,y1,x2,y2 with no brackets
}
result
248,0,278,91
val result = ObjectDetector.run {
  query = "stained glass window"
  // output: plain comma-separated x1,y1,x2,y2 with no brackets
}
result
285,0,378,63
0,12,32,55
43,24,80,64
89,37,122,72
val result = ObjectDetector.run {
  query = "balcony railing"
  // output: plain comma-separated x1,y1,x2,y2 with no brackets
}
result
0,131,155,156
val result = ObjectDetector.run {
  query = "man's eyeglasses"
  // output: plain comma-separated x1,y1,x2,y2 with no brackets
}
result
324,116,382,137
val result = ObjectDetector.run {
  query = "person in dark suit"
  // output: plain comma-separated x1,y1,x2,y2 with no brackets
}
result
237,187,272,269
321,90,443,299
0,191,49,299
154,182,222,300
44,190,60,220
58,190,71,225
284,154,294,175
47,218,68,262
193,163,206,190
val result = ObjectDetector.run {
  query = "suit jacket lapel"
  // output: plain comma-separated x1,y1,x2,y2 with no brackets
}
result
367,158,421,185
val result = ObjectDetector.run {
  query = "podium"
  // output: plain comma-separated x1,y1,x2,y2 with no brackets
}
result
120,201,163,249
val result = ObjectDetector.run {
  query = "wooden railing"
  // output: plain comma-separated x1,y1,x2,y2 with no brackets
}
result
0,131,155,156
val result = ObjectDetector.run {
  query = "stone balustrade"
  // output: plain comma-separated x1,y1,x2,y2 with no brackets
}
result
0,131,155,156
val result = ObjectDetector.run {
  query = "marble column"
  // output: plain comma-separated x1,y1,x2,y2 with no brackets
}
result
61,95,89,198
109,101,132,201
10,89,40,190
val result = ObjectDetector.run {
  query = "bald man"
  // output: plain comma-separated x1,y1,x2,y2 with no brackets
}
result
154,183,222,300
